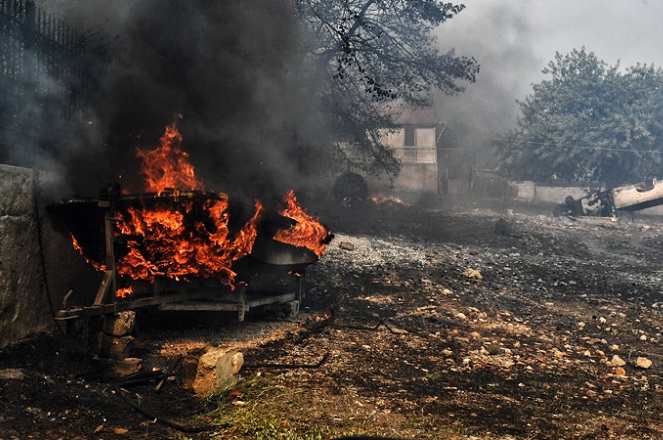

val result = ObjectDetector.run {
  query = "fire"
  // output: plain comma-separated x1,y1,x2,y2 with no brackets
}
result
70,121,331,298
114,196,263,288
273,190,332,257
136,122,204,195
71,234,106,271
116,286,133,299
371,193,408,206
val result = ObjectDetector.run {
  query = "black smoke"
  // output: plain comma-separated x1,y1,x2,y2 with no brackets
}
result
54,0,328,206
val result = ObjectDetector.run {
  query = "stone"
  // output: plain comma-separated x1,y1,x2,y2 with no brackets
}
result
339,241,355,251
634,357,652,369
102,311,136,337
0,368,25,380
107,358,142,378
192,347,244,395
610,355,626,367
90,333,134,360
462,268,483,280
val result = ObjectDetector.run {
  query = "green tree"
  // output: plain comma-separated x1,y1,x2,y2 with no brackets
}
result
293,0,479,177
498,48,663,187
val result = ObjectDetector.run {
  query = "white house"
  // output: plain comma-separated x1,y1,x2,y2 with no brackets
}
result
379,105,439,193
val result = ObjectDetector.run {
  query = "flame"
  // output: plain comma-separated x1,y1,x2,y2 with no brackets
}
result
70,121,330,298
116,286,134,299
114,197,263,288
371,193,408,206
136,122,204,195
71,234,106,271
273,190,332,257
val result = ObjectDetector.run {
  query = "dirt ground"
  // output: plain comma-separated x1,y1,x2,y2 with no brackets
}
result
1,197,663,439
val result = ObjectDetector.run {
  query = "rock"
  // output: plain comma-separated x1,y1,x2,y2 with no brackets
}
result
102,311,136,337
92,334,134,360
339,242,355,251
0,368,25,380
192,347,244,395
107,358,142,378
462,268,483,281
634,357,652,369
610,355,626,367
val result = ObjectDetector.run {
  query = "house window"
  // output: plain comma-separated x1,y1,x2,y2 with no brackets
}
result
404,126,415,146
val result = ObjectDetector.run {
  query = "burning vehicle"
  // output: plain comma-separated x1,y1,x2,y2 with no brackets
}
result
49,123,332,324
553,178,663,217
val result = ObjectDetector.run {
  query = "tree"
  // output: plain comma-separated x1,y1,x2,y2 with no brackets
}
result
498,48,663,187
292,0,479,177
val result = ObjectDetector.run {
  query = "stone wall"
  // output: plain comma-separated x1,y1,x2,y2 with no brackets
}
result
0,164,99,348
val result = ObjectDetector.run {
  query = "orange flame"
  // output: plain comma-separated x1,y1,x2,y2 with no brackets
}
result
71,234,106,271
371,193,408,206
136,123,204,195
114,196,263,288
116,286,134,299
273,190,332,257
71,122,330,298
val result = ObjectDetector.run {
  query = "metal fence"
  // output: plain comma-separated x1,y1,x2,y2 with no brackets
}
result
0,0,99,166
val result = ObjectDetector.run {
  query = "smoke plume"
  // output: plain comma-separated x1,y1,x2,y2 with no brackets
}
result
44,0,327,205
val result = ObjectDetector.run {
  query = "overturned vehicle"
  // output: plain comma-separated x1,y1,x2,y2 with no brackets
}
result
554,178,663,217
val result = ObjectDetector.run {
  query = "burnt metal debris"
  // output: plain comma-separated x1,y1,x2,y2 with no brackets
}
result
554,178,663,218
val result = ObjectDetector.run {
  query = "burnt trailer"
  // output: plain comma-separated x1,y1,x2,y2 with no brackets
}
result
554,178,663,217
48,185,331,325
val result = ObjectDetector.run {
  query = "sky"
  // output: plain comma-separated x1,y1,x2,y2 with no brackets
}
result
434,0,663,163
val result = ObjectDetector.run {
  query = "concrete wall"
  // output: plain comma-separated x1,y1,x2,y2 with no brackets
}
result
393,163,438,193
0,164,99,348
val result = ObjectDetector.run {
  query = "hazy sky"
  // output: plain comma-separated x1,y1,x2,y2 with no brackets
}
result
434,0,663,155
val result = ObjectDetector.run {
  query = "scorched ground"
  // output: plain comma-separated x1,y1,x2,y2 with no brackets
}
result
1,199,662,439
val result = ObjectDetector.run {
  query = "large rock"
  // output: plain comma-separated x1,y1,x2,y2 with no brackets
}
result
190,347,244,395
